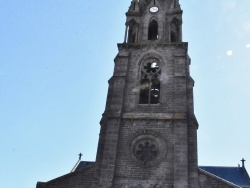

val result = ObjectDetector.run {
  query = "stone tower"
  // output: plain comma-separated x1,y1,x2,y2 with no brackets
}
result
37,1,250,188
94,0,199,187
37,0,203,188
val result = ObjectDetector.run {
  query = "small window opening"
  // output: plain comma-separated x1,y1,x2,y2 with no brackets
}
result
148,20,158,40
139,77,150,104
151,75,160,104
139,60,161,104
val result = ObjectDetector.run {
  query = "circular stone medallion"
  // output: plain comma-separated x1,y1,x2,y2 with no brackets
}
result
129,133,166,168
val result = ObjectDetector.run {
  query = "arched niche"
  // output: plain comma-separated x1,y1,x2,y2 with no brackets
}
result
170,17,180,42
127,19,139,43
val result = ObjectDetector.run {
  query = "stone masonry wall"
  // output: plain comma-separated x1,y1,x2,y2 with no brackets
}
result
113,119,174,188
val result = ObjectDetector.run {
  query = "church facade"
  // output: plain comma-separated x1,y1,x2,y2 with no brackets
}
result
37,0,250,187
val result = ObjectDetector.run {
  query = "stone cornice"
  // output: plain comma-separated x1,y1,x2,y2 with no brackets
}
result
117,42,188,50
122,112,187,120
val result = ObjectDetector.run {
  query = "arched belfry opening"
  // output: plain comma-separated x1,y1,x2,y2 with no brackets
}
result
139,59,161,104
170,17,180,42
148,19,158,40
127,20,138,43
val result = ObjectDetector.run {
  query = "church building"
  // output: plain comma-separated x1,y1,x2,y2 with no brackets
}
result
37,0,250,187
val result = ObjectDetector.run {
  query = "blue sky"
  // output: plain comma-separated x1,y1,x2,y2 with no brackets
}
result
0,0,250,188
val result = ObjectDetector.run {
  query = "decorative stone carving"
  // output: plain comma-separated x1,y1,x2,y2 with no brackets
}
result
134,140,158,163
128,131,166,168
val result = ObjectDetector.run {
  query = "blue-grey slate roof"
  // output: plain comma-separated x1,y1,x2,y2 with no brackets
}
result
199,166,250,188
74,161,94,172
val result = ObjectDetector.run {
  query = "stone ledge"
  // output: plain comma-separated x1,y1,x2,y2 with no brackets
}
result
122,112,187,120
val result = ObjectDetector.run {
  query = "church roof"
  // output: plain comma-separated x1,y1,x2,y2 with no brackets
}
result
73,161,250,188
199,166,250,188
74,161,94,172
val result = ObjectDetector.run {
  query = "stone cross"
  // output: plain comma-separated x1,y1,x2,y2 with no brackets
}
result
79,153,83,160
241,158,246,167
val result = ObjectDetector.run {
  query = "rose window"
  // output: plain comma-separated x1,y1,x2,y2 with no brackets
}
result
135,141,158,163
129,133,166,168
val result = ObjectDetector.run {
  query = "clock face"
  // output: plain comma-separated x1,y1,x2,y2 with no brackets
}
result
150,6,159,13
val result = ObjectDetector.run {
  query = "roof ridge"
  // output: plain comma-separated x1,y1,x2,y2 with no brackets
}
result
200,166,243,168
199,168,242,188
45,163,95,184
71,159,81,173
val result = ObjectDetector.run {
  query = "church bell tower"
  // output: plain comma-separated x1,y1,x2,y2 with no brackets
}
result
94,0,199,187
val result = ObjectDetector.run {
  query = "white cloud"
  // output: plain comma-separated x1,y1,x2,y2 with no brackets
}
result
227,50,233,56
246,44,250,48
